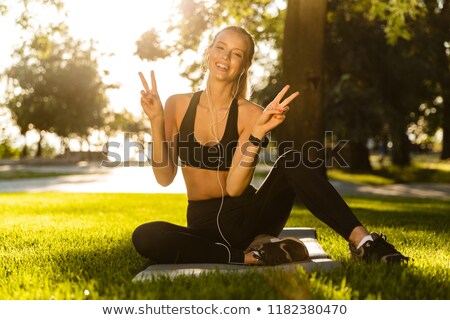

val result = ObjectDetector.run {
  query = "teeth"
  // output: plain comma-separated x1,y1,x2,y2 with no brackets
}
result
216,63,229,70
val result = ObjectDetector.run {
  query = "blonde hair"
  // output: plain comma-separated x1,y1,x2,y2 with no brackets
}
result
204,26,255,99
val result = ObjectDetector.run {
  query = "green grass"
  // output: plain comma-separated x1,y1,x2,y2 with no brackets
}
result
1,193,449,300
326,169,395,185
327,153,450,185
328,166,450,185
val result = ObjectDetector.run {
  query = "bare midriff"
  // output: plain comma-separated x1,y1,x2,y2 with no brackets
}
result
181,165,230,200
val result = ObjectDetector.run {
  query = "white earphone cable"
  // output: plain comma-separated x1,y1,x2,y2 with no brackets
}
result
206,72,243,262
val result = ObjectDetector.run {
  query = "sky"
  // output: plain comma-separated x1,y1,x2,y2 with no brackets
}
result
0,0,192,116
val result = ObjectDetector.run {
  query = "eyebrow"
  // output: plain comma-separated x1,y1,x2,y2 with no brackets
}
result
216,41,246,53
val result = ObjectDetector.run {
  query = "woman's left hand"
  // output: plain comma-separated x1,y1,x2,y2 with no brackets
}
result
253,85,299,137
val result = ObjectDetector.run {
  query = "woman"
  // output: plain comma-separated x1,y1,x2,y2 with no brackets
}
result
132,26,408,265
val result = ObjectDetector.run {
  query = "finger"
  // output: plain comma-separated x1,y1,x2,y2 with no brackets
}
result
141,91,152,101
274,105,290,113
273,85,290,103
140,94,153,104
263,109,282,116
280,91,300,107
279,106,290,114
151,70,158,93
138,72,151,93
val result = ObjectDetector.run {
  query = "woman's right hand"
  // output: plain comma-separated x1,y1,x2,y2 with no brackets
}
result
138,70,164,122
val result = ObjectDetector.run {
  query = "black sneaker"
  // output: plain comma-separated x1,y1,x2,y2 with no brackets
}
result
250,237,309,266
349,232,410,264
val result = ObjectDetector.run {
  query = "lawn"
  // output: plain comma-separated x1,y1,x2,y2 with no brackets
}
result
327,153,450,185
0,193,449,299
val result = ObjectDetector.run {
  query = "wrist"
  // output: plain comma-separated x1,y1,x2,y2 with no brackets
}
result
150,114,164,125
249,134,269,148
251,127,266,140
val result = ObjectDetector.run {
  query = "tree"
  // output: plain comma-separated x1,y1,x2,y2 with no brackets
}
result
277,0,327,170
421,0,450,160
103,109,150,148
324,0,431,168
4,26,110,157
0,109,20,159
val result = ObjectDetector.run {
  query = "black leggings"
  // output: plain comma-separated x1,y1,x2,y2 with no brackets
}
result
132,150,362,264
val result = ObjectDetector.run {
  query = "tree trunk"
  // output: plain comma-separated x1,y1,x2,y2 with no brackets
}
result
85,138,92,161
441,97,450,160
20,131,28,158
62,138,70,157
278,0,327,171
432,2,450,159
349,141,372,172
20,144,27,158
390,121,411,166
35,131,43,158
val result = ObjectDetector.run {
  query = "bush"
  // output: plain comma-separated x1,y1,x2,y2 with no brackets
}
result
0,138,20,159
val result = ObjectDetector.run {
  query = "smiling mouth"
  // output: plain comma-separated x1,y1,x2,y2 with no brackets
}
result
215,63,229,71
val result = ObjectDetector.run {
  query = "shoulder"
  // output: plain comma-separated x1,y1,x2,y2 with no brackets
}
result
165,92,194,110
237,98,263,120
236,98,263,133
164,92,196,128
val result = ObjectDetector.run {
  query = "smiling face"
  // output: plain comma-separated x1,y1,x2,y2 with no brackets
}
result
207,29,250,82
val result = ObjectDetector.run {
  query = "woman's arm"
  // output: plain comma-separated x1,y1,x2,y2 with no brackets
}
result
139,71,178,186
226,85,299,197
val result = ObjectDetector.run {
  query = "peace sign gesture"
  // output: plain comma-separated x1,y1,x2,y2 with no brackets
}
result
138,70,164,122
254,85,299,135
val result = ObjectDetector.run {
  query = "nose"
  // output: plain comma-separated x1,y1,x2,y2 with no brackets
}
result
220,49,231,60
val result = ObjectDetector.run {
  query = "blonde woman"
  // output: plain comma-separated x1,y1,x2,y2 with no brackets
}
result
133,26,408,265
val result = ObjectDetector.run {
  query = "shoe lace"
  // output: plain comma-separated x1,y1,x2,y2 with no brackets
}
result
373,233,400,254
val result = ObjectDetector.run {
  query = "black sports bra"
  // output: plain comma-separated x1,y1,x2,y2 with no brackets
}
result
177,91,239,171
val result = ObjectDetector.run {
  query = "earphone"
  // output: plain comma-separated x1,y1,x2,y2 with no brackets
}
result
206,71,244,263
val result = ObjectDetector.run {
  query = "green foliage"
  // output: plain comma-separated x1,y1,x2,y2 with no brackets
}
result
0,109,20,159
135,29,172,61
325,0,447,167
4,25,110,141
0,138,20,159
0,193,448,299
105,110,149,136
365,0,425,45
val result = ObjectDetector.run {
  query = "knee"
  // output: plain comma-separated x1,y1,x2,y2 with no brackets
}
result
277,150,322,171
132,221,167,258
275,150,303,168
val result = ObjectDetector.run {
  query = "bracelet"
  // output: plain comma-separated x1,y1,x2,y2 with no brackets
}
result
249,134,269,148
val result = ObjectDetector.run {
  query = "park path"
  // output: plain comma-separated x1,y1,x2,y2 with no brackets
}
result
0,163,449,200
